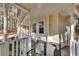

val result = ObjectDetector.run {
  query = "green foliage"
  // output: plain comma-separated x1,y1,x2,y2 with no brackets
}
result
14,41,16,49
75,26,79,35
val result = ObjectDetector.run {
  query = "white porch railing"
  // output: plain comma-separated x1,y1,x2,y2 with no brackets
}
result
70,39,79,56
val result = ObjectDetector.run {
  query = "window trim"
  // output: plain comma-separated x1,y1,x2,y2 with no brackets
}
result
38,21,44,34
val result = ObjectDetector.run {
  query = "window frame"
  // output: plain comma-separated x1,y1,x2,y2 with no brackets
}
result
38,21,44,34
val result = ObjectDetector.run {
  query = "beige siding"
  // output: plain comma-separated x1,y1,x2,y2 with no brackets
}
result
58,14,70,34
49,14,59,35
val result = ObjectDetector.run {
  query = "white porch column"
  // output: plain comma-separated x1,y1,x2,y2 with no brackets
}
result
1,3,9,56
45,16,49,56
70,13,75,56
3,3,8,42
28,13,32,56
45,16,49,35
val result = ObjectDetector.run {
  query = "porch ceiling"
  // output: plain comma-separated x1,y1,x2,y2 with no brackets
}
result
16,3,74,19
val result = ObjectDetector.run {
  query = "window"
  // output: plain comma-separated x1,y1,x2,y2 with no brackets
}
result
32,24,36,33
39,21,44,34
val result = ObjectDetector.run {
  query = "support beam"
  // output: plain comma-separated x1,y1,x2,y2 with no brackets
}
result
12,4,29,13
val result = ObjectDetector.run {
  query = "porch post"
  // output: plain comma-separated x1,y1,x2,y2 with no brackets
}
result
45,16,49,56
28,13,32,56
70,13,75,56
2,3,9,56
43,17,48,56
3,3,8,42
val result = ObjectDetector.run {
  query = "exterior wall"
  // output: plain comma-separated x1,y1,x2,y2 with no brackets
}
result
47,13,70,44
58,14,70,34
47,13,70,55
49,14,58,35
47,14,59,44
31,13,70,44
16,12,71,56
58,14,70,47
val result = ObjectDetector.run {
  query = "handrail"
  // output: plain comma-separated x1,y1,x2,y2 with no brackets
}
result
26,47,36,56
26,40,39,56
26,47,42,56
